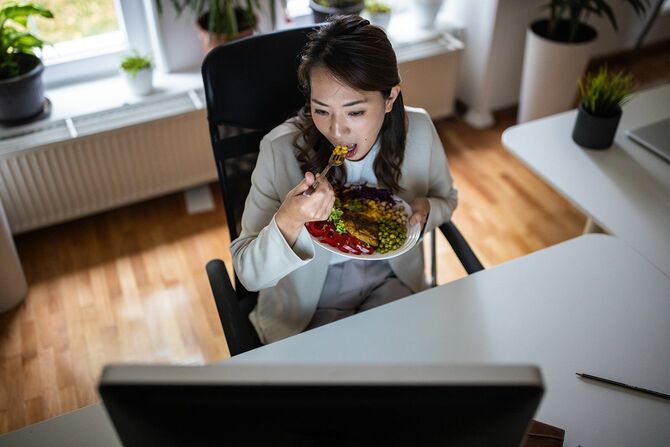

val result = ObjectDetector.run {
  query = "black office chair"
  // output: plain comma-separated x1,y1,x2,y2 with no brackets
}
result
202,25,484,356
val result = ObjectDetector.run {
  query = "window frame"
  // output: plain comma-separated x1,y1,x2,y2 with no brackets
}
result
41,0,153,88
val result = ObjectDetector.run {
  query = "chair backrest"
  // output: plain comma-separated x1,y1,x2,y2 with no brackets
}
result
202,25,320,293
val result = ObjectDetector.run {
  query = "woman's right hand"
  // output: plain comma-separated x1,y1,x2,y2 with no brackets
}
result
275,172,335,246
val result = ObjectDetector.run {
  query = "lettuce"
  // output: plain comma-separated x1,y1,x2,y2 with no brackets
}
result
328,206,347,234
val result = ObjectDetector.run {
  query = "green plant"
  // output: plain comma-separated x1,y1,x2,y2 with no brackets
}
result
155,0,275,40
578,66,635,116
120,52,152,78
365,1,391,14
0,2,54,79
542,0,649,42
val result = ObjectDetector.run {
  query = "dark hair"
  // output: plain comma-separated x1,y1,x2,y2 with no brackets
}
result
294,15,406,193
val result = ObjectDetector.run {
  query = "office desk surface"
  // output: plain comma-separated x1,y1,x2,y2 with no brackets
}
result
234,235,670,446
502,84,670,277
1,235,668,446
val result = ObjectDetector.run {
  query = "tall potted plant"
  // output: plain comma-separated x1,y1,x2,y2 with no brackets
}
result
155,0,276,53
310,0,365,23
572,66,634,149
518,0,648,123
0,2,54,123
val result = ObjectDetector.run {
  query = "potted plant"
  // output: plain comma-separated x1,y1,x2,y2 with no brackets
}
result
155,0,276,53
0,2,54,123
413,0,444,29
310,0,365,23
120,52,154,96
518,0,648,123
365,1,391,29
572,66,634,149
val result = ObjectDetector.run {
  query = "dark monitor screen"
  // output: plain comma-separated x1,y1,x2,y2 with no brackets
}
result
99,363,544,447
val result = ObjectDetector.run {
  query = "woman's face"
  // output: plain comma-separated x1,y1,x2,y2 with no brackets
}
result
310,66,400,161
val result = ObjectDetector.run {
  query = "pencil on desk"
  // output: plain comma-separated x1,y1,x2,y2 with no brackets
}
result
576,373,670,400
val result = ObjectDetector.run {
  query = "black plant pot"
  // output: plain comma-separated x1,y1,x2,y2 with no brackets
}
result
531,18,597,44
309,0,365,23
572,105,622,150
0,53,45,123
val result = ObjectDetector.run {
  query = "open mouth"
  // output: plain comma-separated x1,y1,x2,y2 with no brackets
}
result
345,144,358,159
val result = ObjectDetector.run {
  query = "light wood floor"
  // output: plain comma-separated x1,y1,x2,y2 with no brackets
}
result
1,42,668,434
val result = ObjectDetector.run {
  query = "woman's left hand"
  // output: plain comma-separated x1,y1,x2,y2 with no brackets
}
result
409,197,430,227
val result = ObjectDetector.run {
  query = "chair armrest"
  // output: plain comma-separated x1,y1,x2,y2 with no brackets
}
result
438,222,484,275
206,259,260,356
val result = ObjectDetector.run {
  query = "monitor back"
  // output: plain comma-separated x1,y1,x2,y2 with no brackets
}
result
99,363,544,447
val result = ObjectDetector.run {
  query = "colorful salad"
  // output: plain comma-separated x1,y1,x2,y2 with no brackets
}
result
306,185,408,255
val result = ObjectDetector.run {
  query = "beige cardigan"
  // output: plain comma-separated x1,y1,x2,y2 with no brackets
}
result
231,107,458,344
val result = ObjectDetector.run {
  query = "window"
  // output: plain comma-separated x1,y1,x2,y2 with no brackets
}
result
14,0,153,87
33,0,126,63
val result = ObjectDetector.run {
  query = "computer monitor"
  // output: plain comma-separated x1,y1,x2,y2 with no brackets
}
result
98,363,544,447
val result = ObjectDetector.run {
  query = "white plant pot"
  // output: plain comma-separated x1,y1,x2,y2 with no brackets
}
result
518,20,596,123
368,12,391,30
122,67,153,96
413,0,444,29
0,197,27,312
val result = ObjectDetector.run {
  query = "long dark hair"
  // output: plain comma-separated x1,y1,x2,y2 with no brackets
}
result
294,15,407,193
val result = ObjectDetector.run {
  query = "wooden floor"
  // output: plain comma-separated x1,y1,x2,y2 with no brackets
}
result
1,41,668,434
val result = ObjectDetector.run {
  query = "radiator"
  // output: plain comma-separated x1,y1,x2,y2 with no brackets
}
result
0,91,217,234
395,32,463,120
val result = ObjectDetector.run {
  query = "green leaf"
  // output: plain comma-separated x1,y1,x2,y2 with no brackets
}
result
9,32,44,50
2,4,54,24
578,65,636,116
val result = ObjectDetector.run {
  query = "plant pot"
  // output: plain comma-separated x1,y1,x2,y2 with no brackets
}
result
0,53,45,123
0,197,27,313
309,0,365,23
122,67,153,96
518,19,597,123
368,12,391,30
413,0,444,29
572,104,622,150
196,11,256,53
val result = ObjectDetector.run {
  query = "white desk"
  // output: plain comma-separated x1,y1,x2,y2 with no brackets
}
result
502,84,670,277
1,235,669,446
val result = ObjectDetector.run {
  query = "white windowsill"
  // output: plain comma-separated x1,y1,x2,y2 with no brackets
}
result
45,68,204,123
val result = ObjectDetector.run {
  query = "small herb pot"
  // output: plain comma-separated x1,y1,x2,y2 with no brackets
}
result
368,12,391,30
122,67,153,96
572,104,622,150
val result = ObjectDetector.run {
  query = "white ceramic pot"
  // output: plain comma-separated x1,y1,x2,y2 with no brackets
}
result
122,67,153,96
518,20,596,123
0,197,27,312
413,0,444,29
369,12,391,30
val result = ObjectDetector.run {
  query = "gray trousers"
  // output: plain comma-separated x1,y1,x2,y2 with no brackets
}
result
305,260,413,330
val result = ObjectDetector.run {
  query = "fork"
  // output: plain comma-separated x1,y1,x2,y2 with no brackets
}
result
303,146,347,196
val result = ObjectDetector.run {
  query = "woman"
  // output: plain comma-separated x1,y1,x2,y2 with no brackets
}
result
231,15,458,344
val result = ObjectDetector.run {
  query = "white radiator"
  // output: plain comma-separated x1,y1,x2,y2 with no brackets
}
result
0,91,217,234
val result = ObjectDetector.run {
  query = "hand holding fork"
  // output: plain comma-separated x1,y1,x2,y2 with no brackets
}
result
303,146,347,196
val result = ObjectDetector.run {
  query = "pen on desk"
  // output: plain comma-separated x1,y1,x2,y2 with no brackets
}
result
576,373,670,400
